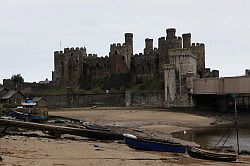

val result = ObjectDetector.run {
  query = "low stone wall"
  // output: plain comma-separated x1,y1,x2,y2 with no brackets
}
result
126,91,165,108
165,94,193,108
43,93,125,108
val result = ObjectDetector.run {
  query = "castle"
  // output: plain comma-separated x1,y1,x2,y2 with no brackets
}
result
52,28,218,90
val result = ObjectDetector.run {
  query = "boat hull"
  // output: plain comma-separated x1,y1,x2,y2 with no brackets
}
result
124,136,187,153
187,146,237,162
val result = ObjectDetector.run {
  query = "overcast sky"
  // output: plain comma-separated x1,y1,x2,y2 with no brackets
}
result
0,0,249,83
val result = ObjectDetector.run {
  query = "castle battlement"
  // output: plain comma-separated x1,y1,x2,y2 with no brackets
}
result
54,51,64,58
164,64,176,70
88,54,98,58
191,43,205,48
110,43,124,52
61,47,87,54
186,72,195,77
169,48,196,58
133,53,144,58
169,48,197,59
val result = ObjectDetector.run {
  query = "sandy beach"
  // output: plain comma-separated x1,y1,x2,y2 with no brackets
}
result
1,107,250,165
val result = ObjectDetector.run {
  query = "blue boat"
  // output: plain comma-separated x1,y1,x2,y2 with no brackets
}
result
123,134,187,153
11,98,48,122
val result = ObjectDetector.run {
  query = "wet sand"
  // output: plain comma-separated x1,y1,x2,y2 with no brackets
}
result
1,107,250,165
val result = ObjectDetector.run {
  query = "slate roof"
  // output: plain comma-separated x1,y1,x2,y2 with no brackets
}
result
0,90,26,100
33,97,46,102
1,90,18,99
0,87,7,92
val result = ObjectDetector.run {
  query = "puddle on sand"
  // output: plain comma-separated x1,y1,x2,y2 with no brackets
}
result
171,123,250,151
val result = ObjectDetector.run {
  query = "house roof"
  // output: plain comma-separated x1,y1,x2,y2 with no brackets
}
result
0,87,7,92
33,97,46,102
0,90,26,100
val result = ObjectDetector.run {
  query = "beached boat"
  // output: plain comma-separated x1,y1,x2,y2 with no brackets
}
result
187,146,237,162
12,98,48,122
123,134,187,153
187,94,239,162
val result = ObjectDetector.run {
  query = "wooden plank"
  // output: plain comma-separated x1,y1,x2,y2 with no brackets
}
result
0,119,123,140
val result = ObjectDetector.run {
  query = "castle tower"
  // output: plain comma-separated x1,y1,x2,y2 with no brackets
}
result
166,28,176,40
144,38,153,54
158,37,167,67
145,38,153,50
124,33,133,68
164,64,176,107
125,33,133,46
182,33,191,48
53,51,64,83
52,47,87,87
191,43,205,76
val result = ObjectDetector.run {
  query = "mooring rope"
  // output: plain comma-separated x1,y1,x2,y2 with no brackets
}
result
214,122,235,149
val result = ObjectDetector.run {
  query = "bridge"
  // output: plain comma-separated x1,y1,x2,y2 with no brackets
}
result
193,76,250,94
193,76,250,111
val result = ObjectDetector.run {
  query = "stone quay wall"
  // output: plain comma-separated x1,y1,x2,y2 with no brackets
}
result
43,91,165,108
43,93,125,108
125,91,165,108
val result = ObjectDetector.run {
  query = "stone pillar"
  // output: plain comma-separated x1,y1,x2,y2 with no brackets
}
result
186,72,195,107
0,104,3,115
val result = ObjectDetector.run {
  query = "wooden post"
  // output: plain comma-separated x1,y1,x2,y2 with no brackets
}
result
234,96,240,154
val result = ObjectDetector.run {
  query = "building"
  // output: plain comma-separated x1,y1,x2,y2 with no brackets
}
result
33,97,47,107
0,90,26,104
51,28,213,91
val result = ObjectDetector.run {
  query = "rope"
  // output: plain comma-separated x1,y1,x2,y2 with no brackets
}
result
221,124,234,148
214,122,235,148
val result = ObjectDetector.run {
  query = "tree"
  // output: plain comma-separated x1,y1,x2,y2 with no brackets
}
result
11,74,24,88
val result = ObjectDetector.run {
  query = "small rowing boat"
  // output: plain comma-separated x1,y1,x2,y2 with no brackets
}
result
123,134,187,153
187,146,237,162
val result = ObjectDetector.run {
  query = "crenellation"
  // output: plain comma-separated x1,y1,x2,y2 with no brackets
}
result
54,51,60,56
173,36,182,49
64,48,70,53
